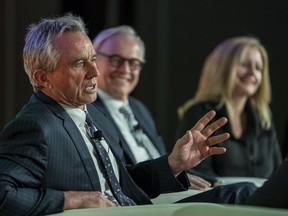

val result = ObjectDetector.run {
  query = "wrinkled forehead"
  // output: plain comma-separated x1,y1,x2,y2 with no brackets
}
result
53,32,95,56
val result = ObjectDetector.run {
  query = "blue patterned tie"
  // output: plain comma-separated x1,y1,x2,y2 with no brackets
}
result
85,111,136,206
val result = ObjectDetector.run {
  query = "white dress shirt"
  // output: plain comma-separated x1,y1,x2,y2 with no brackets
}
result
97,89,160,163
62,104,119,204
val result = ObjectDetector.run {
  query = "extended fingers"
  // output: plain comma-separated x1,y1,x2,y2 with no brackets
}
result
207,133,230,146
192,110,216,131
207,146,227,156
201,116,228,138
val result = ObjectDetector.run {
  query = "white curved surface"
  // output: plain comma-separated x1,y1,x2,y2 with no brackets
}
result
47,177,277,216
152,189,209,204
152,176,267,204
47,203,288,216
217,176,267,187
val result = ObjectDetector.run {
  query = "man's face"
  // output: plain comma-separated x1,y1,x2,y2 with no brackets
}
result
95,34,143,101
43,31,99,109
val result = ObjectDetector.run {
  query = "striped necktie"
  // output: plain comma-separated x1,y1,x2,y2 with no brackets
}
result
119,104,160,160
85,111,136,206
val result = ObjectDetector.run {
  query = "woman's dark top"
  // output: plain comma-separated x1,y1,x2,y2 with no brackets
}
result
176,100,282,178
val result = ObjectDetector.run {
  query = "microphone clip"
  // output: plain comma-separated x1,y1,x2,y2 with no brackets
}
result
93,130,103,140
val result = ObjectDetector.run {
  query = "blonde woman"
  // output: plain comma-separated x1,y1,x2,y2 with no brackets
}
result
176,36,282,178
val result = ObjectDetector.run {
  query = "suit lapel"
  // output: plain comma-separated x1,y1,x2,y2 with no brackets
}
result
129,98,164,154
35,92,101,190
92,99,136,164
87,103,125,163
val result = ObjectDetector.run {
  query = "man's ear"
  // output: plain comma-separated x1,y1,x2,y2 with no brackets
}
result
32,70,53,89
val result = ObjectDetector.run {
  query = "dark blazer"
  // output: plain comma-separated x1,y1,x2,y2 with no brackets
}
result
0,92,188,216
176,100,282,178
93,96,167,165
93,96,219,185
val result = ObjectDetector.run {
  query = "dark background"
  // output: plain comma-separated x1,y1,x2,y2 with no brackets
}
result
1,0,288,156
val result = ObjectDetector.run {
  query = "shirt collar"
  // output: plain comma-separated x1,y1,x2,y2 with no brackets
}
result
60,103,87,127
97,89,128,112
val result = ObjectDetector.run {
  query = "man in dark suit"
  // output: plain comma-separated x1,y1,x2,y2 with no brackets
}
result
92,25,221,189
91,24,288,210
0,14,233,215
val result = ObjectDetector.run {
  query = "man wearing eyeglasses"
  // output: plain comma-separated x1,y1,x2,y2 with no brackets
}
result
0,15,234,215
92,25,223,189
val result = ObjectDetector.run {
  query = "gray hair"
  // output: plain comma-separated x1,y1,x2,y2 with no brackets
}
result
92,25,146,62
23,13,88,92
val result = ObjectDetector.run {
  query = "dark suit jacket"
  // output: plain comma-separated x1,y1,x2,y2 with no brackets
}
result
93,96,219,185
94,96,167,165
0,92,188,216
176,100,282,178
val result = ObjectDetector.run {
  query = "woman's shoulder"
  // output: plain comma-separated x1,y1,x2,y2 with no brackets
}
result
180,100,221,122
186,99,219,113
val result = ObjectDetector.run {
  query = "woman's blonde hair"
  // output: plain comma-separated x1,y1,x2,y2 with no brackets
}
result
178,36,272,129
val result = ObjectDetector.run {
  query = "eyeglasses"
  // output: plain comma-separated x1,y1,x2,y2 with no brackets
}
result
97,51,144,71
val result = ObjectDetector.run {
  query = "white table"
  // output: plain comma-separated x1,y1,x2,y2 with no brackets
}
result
152,189,209,204
217,176,267,187
49,177,285,216
152,176,267,204
47,202,288,216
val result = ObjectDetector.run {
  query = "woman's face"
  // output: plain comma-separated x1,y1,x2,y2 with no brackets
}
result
233,47,263,98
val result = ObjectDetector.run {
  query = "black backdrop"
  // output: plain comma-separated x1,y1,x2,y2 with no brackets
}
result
2,0,288,157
